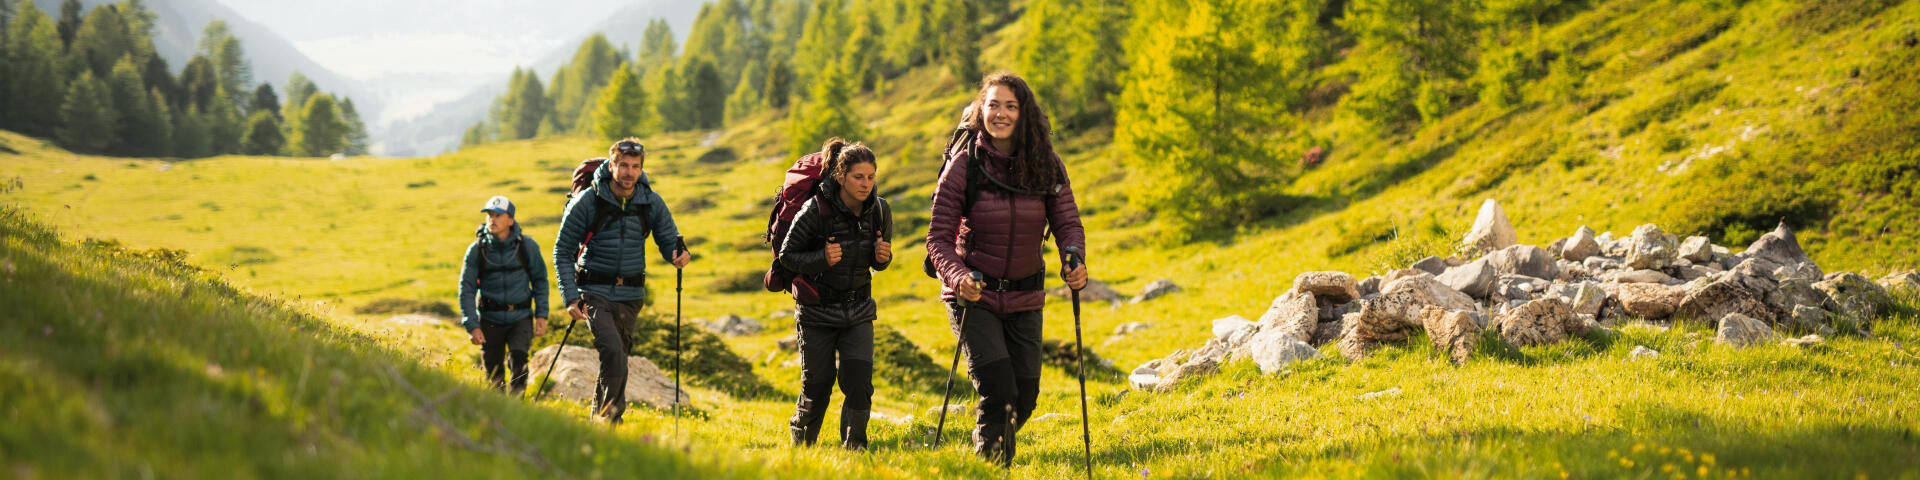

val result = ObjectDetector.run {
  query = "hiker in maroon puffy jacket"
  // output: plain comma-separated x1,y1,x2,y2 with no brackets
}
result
925,71,1088,466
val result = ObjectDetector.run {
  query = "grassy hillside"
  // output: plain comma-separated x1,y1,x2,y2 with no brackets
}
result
0,205,929,479
4,0,1920,477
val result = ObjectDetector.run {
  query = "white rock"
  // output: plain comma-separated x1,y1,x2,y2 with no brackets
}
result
1629,345,1660,360
1462,199,1518,256
1356,387,1402,400
1211,315,1256,344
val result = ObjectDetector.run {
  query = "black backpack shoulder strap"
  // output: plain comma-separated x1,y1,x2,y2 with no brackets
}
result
517,234,534,278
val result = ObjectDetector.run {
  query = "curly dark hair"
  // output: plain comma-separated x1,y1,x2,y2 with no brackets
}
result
963,71,1058,190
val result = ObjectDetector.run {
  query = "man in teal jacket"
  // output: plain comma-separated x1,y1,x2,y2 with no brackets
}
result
460,195,550,396
554,138,692,424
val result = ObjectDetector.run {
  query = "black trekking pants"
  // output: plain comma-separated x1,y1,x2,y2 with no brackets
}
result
480,319,535,394
947,302,1043,450
790,320,874,446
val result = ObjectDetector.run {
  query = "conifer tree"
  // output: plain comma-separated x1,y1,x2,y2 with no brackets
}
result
288,94,344,157
5,0,65,137
56,70,114,153
592,64,650,140
340,98,368,156
239,109,283,155
1117,0,1325,235
786,62,860,157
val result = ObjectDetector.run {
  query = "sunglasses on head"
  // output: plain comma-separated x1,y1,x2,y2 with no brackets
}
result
615,141,645,156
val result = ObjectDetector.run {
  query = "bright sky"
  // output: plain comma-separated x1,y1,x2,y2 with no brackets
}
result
213,0,631,80
211,0,636,123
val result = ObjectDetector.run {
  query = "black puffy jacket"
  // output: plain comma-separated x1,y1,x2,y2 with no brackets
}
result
777,179,893,328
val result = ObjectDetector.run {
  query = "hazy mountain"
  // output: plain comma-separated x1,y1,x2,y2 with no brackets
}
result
379,1,701,157
44,0,379,125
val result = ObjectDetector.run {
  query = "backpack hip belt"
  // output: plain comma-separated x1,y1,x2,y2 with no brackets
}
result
804,283,872,307
980,271,1045,292
479,297,533,312
577,269,646,288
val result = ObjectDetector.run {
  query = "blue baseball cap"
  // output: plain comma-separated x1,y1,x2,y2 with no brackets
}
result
480,195,515,217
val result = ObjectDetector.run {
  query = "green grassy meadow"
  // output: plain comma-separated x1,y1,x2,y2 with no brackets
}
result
5,0,1920,477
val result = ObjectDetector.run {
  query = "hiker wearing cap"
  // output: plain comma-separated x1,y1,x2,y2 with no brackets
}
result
776,139,892,450
459,195,551,396
554,137,692,425
925,71,1088,466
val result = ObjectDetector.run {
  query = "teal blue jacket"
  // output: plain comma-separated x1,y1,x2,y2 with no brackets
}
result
553,162,682,306
459,223,549,331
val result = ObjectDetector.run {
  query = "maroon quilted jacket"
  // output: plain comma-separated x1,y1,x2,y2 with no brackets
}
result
926,135,1085,313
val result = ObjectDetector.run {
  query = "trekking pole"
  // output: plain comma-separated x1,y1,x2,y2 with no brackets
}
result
534,311,582,402
1064,247,1093,480
935,271,986,448
673,237,687,440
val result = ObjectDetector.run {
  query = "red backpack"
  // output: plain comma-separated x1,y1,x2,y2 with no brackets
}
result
761,152,827,292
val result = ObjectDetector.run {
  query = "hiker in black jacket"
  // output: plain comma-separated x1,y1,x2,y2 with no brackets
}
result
777,139,893,449
459,195,550,396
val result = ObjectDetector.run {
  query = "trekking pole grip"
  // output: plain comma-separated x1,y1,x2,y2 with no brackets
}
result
1063,247,1085,291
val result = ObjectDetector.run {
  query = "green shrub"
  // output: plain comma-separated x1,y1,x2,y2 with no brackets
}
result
354,297,459,318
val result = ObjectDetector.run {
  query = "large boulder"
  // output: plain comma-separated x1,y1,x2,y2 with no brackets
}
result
1498,297,1578,348
1411,256,1448,275
1486,245,1561,280
1616,283,1684,319
1678,275,1779,326
1569,282,1610,315
1381,273,1478,315
1561,226,1601,262
1815,272,1895,322
1462,199,1519,256
1783,305,1833,335
1677,236,1714,263
1131,279,1182,303
1624,224,1680,270
1715,313,1778,348
1745,222,1812,268
1249,331,1322,374
1292,271,1360,304
1437,259,1498,299
529,345,690,409
1768,279,1834,316
1420,306,1482,365
1336,296,1424,361
1255,290,1319,344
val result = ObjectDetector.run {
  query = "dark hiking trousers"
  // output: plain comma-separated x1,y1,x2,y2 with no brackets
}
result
581,292,645,422
947,301,1043,462
480,319,535,394
790,321,875,448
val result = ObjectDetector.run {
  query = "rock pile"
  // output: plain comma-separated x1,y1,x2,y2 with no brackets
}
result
1128,200,1902,393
